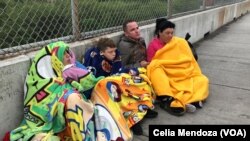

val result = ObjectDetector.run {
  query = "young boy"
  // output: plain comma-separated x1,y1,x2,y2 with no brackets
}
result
83,38,122,77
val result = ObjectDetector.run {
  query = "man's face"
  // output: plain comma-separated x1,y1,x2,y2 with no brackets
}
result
101,47,117,61
124,21,140,40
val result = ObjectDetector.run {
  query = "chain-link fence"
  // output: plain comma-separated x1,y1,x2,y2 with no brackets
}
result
0,0,245,58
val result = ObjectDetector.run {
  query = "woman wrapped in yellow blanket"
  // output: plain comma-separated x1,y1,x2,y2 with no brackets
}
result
147,18,209,116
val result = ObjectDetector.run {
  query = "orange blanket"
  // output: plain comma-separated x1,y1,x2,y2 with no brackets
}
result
91,72,155,139
147,36,209,108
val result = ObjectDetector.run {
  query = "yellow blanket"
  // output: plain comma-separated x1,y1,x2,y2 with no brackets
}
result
147,36,209,108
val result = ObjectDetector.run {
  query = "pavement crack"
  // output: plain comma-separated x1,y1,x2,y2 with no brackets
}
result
210,83,250,91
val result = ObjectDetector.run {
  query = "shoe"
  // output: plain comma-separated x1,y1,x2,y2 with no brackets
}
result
145,109,158,118
131,122,143,135
186,104,196,113
158,96,172,102
191,101,203,108
159,97,185,116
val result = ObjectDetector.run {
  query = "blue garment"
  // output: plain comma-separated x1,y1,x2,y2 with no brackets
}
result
83,47,122,77
75,61,87,70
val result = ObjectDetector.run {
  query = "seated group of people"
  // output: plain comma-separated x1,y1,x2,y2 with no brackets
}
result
4,18,209,141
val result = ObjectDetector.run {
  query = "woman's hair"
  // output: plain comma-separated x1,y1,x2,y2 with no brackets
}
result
97,38,116,51
154,18,175,36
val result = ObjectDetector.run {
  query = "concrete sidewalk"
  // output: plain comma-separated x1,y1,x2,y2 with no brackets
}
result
133,13,250,141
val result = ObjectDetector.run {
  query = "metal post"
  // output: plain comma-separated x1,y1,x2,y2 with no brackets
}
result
167,0,172,19
71,0,81,41
202,0,206,10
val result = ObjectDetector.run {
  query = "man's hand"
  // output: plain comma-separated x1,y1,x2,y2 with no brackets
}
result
140,60,149,67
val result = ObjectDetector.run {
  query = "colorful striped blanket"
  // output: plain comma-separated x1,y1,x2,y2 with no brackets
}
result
10,42,100,141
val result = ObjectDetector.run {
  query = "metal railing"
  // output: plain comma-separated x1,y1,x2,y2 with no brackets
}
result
0,0,245,59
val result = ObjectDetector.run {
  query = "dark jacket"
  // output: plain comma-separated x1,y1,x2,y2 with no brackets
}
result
117,35,147,68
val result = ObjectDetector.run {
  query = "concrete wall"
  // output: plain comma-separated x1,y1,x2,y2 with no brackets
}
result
0,1,250,139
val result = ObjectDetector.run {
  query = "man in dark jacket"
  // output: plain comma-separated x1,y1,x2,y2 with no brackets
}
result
118,20,149,68
117,20,157,135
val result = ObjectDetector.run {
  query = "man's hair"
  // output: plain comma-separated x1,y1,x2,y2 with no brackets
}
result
122,19,136,32
97,38,116,51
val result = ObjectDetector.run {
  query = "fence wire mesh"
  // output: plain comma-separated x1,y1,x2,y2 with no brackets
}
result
0,0,246,58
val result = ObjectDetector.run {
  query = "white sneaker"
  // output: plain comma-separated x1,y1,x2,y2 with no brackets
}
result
186,104,196,113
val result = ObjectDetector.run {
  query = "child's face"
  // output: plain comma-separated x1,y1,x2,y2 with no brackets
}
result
63,49,72,65
101,47,117,61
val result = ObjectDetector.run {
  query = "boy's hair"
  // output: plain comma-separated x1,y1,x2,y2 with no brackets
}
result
97,38,116,51
122,19,136,32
